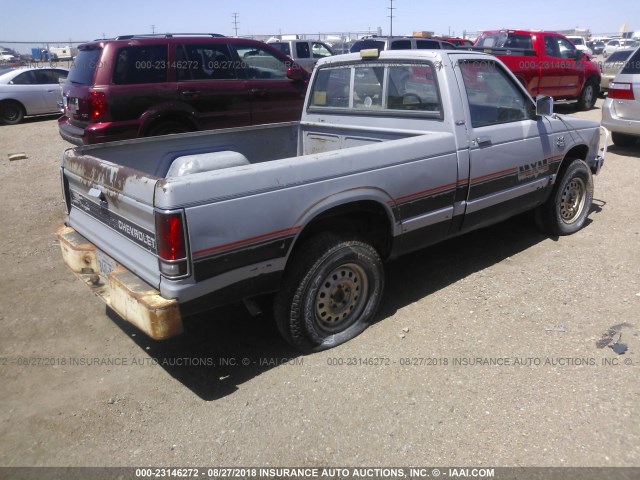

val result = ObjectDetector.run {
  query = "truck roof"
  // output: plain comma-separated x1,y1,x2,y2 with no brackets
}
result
315,48,492,68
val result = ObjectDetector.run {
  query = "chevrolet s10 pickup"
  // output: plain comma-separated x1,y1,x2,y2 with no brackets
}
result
56,49,607,352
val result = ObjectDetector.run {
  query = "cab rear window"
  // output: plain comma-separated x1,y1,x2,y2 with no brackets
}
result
68,48,102,85
309,62,442,117
621,48,640,74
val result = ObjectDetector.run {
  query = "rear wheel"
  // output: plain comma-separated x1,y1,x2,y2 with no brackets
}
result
0,101,25,125
611,132,638,147
274,233,384,352
147,120,192,137
535,159,593,236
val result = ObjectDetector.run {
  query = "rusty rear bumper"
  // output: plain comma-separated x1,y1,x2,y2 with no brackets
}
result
55,224,183,340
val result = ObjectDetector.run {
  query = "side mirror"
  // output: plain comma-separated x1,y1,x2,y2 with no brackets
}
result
286,66,305,82
536,95,554,116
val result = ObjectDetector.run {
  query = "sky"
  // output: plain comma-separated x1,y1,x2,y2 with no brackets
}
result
0,0,638,52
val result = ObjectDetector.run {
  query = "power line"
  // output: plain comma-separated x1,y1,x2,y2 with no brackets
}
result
232,13,240,37
388,0,396,36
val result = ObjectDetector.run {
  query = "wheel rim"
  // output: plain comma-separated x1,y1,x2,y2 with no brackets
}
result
560,177,587,224
583,85,594,107
3,106,19,122
315,263,369,333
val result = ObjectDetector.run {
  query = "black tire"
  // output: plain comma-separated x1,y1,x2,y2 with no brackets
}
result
0,101,25,125
611,132,638,147
577,79,598,111
147,120,191,137
274,233,384,352
535,159,594,236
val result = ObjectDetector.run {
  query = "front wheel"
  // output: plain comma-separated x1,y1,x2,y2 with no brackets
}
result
577,80,598,111
535,159,594,236
274,233,384,352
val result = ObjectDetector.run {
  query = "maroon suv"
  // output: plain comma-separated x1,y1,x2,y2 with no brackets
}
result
58,34,309,145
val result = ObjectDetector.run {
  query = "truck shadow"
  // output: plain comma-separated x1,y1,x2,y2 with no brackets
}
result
109,209,603,401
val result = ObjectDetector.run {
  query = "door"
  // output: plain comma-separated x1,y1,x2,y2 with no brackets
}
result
453,58,555,232
539,35,582,98
233,44,307,124
176,43,251,129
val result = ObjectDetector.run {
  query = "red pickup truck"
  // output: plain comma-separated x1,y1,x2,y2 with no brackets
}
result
473,30,601,110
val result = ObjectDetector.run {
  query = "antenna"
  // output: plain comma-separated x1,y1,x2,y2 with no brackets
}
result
388,0,396,36
232,13,240,37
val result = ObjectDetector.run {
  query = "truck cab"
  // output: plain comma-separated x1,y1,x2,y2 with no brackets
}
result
267,38,334,72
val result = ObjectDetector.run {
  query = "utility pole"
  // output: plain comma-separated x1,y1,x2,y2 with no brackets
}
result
151,25,156,35
232,13,240,37
388,0,396,36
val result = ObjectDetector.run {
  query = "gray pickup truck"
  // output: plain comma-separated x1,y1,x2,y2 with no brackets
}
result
56,49,606,352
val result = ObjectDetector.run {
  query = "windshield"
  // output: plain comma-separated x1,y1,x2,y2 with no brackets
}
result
67,48,102,85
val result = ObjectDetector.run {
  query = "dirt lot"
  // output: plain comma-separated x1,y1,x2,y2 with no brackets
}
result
0,101,639,470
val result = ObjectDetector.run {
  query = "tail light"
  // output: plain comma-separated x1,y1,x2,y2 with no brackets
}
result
608,82,635,100
155,210,189,278
89,91,107,121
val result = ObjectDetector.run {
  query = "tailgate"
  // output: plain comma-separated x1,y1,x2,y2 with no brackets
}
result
62,148,162,288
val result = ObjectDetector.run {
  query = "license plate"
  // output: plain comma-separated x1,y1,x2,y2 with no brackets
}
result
96,250,116,276
65,97,78,114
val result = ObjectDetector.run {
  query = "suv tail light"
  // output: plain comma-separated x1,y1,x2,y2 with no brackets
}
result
90,91,107,121
608,82,635,100
155,210,189,278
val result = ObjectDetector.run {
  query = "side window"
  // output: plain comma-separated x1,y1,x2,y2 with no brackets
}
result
32,69,66,84
295,42,310,59
544,36,560,57
178,44,236,80
11,71,36,85
312,43,332,59
556,38,576,59
459,60,529,128
309,67,351,107
390,40,412,50
353,66,384,108
387,65,441,114
234,46,288,80
417,40,439,49
112,45,167,84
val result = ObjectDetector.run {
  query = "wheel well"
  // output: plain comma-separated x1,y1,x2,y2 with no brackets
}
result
143,114,198,136
293,201,394,260
0,99,25,111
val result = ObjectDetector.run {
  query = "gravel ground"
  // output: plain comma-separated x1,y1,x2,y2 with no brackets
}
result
0,101,638,470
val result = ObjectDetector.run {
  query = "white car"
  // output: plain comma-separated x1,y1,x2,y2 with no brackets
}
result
566,36,593,56
603,39,639,58
0,66,68,124
601,47,640,147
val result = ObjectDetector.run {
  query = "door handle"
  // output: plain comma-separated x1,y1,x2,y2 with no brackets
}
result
180,90,200,96
250,88,267,96
475,136,492,145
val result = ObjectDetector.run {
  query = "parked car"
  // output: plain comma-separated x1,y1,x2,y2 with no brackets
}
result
590,40,606,55
603,39,639,58
58,34,309,145
349,36,456,53
601,46,640,147
566,36,593,56
267,39,334,72
600,49,634,94
0,66,68,124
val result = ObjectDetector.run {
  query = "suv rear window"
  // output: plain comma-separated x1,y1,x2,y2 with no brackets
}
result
68,48,102,85
112,45,168,84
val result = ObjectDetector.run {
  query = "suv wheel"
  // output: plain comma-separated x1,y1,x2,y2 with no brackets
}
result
147,121,192,137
